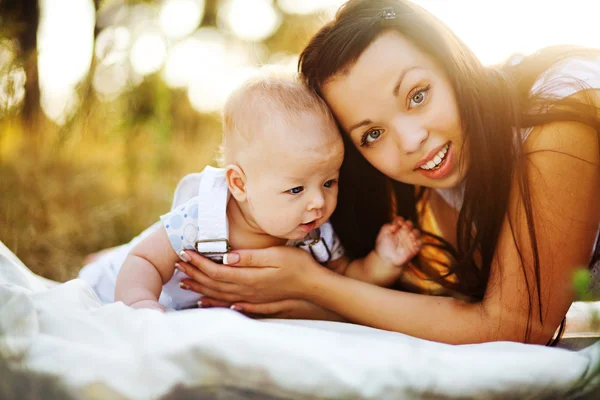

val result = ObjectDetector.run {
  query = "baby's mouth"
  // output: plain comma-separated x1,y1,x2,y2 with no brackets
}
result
300,220,317,231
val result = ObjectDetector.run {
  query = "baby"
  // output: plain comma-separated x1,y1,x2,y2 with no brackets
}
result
114,72,421,311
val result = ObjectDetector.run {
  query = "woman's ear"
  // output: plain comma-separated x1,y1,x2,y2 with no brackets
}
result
225,164,247,202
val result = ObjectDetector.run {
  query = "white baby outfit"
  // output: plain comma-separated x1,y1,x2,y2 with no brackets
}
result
80,166,344,310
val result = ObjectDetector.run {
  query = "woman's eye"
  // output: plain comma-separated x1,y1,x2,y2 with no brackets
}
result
408,85,430,109
361,129,383,146
287,186,304,195
323,179,336,188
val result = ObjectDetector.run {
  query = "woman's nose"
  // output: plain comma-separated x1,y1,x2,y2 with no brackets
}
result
392,118,429,154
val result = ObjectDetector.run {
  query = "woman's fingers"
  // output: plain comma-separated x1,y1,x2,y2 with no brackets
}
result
180,251,257,284
197,297,232,308
179,279,243,302
230,300,290,315
225,247,283,267
176,261,242,293
178,247,312,303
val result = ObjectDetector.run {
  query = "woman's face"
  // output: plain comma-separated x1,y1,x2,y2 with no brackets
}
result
322,30,467,189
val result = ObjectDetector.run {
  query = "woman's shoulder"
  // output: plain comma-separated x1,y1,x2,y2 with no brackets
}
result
524,120,599,166
530,54,600,98
522,52,600,148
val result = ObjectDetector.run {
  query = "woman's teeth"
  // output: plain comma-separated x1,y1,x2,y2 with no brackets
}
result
420,144,449,171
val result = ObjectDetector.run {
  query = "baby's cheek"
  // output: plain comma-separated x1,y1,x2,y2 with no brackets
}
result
264,205,299,231
327,190,339,210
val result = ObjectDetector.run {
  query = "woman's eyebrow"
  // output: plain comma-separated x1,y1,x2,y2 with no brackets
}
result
348,119,373,133
392,66,424,97
347,66,426,133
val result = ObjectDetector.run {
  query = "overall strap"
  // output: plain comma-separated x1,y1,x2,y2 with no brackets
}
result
195,166,230,256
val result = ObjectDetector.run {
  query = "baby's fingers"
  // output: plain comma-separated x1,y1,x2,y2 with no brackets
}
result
378,223,398,237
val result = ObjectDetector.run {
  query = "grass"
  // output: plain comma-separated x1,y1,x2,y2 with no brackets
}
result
0,94,222,281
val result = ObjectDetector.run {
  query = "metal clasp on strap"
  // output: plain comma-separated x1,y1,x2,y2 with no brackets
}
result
309,238,331,263
195,238,231,255
306,228,331,263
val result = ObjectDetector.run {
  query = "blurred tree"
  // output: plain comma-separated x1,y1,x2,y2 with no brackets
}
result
0,0,40,126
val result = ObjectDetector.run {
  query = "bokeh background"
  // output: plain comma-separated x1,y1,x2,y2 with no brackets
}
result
1,0,599,282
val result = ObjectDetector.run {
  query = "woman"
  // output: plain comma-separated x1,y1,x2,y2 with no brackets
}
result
174,0,600,345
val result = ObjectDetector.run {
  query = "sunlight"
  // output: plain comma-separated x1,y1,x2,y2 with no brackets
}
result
33,0,600,120
278,0,345,15
129,30,168,76
218,0,282,42
0,41,26,114
40,87,80,125
0,68,26,114
37,0,94,124
189,65,258,113
163,29,228,89
268,52,299,73
159,0,205,40
413,0,600,65
93,61,130,102
95,26,131,62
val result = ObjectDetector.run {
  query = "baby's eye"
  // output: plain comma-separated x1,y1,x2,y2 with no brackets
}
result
323,179,336,188
287,186,304,195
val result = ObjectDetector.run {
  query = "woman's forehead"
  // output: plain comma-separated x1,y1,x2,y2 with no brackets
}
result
324,31,436,95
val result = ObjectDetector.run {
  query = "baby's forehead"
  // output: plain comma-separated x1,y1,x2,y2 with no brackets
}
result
221,73,343,168
249,126,344,178
263,108,337,139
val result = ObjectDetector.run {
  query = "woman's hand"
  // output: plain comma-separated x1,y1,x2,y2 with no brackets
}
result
176,246,324,304
199,297,347,321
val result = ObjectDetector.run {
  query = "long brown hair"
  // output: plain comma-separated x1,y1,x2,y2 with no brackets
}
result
299,0,600,340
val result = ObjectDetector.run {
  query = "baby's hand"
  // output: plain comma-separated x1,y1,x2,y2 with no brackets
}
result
375,217,421,267
130,300,166,312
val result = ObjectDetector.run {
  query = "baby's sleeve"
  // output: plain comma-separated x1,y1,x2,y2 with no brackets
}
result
160,196,201,255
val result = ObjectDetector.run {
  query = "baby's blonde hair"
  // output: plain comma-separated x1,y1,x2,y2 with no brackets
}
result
217,67,337,166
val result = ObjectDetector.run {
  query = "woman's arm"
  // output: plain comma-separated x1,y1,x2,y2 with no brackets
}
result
179,248,491,343
179,121,598,344
316,121,599,343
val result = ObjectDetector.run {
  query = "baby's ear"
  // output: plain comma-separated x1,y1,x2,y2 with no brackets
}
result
225,164,247,201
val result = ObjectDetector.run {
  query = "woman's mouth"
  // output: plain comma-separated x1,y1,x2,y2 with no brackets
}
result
414,142,454,179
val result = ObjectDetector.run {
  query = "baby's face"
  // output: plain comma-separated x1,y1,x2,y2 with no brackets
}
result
244,112,344,240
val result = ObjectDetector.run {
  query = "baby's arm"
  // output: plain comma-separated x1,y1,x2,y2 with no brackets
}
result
115,226,180,311
327,217,421,287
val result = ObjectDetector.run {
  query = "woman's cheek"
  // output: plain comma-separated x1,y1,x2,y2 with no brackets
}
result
377,147,401,177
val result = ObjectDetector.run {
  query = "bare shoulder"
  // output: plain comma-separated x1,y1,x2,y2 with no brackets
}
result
524,88,600,163
524,119,599,165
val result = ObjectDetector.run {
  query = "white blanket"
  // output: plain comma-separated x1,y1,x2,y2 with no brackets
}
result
1,241,599,399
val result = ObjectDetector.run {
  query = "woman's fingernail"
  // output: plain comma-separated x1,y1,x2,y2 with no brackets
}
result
175,263,185,273
178,250,191,262
223,253,239,265
197,300,204,308
179,282,190,290
230,304,239,311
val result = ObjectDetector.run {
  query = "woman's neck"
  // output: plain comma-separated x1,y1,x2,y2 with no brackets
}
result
227,197,288,250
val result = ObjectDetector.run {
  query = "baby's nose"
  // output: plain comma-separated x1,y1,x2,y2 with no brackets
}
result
307,190,325,210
